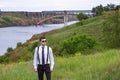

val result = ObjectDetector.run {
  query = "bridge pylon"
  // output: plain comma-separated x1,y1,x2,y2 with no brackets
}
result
64,14,68,26
64,11,68,26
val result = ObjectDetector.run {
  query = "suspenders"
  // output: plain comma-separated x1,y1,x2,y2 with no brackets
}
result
37,46,49,64
46,46,49,63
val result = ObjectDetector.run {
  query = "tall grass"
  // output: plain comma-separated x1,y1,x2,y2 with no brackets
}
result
0,49,120,80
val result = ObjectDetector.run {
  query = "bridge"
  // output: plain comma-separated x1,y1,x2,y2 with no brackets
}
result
36,15,69,25
1,10,93,25
33,10,93,25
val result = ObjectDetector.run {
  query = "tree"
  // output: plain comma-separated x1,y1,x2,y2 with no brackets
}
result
7,47,13,52
92,4,104,16
0,9,1,16
92,4,117,16
104,4,116,11
17,42,23,47
77,13,88,21
115,5,120,10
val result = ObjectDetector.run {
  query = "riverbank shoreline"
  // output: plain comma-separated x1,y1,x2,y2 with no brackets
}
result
0,21,78,56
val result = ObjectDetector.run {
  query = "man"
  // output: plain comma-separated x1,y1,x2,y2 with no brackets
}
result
33,36,54,80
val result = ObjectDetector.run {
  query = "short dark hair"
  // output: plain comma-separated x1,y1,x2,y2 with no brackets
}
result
39,36,46,41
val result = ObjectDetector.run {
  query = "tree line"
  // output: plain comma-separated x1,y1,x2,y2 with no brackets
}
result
92,4,120,16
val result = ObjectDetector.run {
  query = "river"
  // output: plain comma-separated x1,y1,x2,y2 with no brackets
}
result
0,21,78,56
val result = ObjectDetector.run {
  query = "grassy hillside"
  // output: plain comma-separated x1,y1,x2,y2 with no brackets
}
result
0,13,36,27
29,15,105,55
1,9,120,63
0,13,108,63
0,49,120,80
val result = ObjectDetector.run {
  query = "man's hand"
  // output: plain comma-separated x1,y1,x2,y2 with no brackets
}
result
50,69,53,72
34,68,38,72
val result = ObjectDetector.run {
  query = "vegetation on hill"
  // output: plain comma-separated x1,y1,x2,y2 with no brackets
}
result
102,10,120,48
0,7,120,64
0,13,36,27
92,3,119,16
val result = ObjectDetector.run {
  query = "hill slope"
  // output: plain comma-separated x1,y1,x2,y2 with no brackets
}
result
0,14,106,63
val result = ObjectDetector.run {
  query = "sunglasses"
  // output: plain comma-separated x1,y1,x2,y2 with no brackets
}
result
41,40,47,42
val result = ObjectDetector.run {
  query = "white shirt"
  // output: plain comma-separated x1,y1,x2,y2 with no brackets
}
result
33,45,54,70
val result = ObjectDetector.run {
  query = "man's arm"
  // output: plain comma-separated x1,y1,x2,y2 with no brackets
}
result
49,47,54,72
33,47,38,72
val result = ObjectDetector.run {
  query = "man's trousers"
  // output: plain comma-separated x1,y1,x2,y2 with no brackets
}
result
37,64,51,80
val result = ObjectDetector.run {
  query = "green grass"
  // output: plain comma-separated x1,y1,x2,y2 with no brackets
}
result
0,49,120,80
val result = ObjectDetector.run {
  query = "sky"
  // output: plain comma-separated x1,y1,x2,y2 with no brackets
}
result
0,0,120,12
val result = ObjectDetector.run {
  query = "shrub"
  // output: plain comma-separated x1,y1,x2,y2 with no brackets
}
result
17,42,23,47
60,34,97,55
2,16,11,22
27,41,39,53
0,56,9,63
77,13,88,21
7,47,13,52
17,49,33,62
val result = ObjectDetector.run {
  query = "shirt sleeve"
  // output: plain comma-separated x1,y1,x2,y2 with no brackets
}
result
49,47,55,70
33,47,38,69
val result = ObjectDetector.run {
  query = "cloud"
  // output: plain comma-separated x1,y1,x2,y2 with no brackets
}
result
0,0,119,11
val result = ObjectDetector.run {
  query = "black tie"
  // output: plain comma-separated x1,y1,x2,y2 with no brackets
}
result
42,46,45,65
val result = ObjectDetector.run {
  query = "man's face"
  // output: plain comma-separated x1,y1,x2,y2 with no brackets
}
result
40,39,47,46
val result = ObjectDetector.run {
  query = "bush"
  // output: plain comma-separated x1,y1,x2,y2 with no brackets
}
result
60,34,97,55
17,42,23,47
77,13,88,21
0,56,9,63
7,47,13,52
17,49,33,62
27,41,39,53
2,16,11,22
